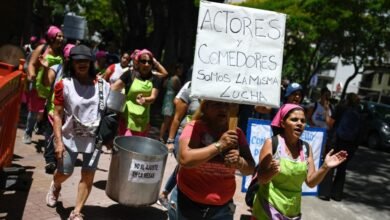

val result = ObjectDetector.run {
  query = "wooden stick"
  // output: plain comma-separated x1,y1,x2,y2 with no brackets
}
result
229,104,239,130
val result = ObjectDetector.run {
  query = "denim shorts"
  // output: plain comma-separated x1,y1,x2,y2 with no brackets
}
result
57,147,101,175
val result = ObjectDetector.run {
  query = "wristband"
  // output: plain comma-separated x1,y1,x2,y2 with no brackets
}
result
214,142,223,154
166,138,175,144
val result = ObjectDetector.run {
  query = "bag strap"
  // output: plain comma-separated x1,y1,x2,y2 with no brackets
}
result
271,135,278,154
40,44,49,56
301,140,310,159
98,78,105,114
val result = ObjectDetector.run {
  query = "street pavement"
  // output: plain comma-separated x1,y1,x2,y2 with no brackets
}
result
1,115,390,219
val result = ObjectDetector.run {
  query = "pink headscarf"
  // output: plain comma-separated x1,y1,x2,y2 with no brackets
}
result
135,49,153,61
95,50,107,59
38,38,47,44
271,104,304,128
30,36,38,43
63,44,75,59
47,25,62,40
130,49,140,60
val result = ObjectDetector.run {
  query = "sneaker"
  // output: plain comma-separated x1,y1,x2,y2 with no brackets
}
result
45,162,57,174
157,195,169,209
23,134,32,144
46,181,61,207
68,210,84,220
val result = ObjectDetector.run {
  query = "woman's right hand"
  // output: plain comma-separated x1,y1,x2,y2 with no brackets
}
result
54,141,65,160
166,143,174,153
218,130,238,151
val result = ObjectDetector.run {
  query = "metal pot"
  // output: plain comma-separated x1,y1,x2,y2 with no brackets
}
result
106,136,168,206
106,90,125,112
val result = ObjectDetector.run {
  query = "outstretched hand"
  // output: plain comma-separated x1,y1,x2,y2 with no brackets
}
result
324,149,348,168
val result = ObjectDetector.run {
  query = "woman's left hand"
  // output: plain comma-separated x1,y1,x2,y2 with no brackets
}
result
136,94,145,105
224,149,242,169
324,149,348,168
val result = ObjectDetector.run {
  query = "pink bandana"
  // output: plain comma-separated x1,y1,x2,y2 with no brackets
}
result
63,44,75,59
47,26,61,40
135,49,153,61
271,104,303,128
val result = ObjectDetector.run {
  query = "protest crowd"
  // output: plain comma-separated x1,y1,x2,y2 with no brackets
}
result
0,2,376,220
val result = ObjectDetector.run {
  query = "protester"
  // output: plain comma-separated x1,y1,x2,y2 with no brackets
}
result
111,49,165,136
45,45,110,220
40,43,75,174
103,52,131,84
158,62,183,143
94,50,107,76
23,36,39,56
319,93,361,201
252,104,348,219
284,82,304,105
307,87,333,129
306,87,336,199
23,25,64,144
174,100,255,219
158,81,200,209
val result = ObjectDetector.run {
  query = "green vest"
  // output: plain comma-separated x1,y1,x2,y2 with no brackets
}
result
252,154,307,219
125,78,153,132
36,54,63,99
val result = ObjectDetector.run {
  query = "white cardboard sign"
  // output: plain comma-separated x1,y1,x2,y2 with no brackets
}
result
191,1,286,107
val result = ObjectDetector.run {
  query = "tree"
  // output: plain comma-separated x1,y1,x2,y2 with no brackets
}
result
336,0,390,100
241,0,390,98
242,0,344,86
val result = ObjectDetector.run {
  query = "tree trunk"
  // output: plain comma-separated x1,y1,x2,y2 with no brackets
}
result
149,0,167,60
340,69,359,101
124,0,148,50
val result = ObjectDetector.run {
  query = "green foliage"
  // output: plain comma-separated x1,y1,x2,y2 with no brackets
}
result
241,0,389,89
80,0,121,33
46,0,122,41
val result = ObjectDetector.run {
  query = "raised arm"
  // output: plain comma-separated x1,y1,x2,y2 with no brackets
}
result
152,58,168,78
27,44,45,81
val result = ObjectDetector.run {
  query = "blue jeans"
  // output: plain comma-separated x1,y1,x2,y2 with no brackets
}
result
174,188,235,220
25,111,37,136
44,123,56,164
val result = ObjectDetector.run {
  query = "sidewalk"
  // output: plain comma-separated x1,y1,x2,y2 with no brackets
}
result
1,125,390,219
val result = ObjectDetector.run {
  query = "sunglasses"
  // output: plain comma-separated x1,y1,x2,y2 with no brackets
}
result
139,59,152,65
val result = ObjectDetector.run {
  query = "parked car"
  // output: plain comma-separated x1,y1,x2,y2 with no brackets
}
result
359,101,390,149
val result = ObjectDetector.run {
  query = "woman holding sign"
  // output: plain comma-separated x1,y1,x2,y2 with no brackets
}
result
176,100,255,220
252,104,348,220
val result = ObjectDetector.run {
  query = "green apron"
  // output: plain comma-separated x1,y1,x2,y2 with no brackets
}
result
125,78,153,132
36,54,63,98
252,151,307,219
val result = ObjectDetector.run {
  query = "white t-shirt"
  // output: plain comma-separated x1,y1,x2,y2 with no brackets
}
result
310,101,331,130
